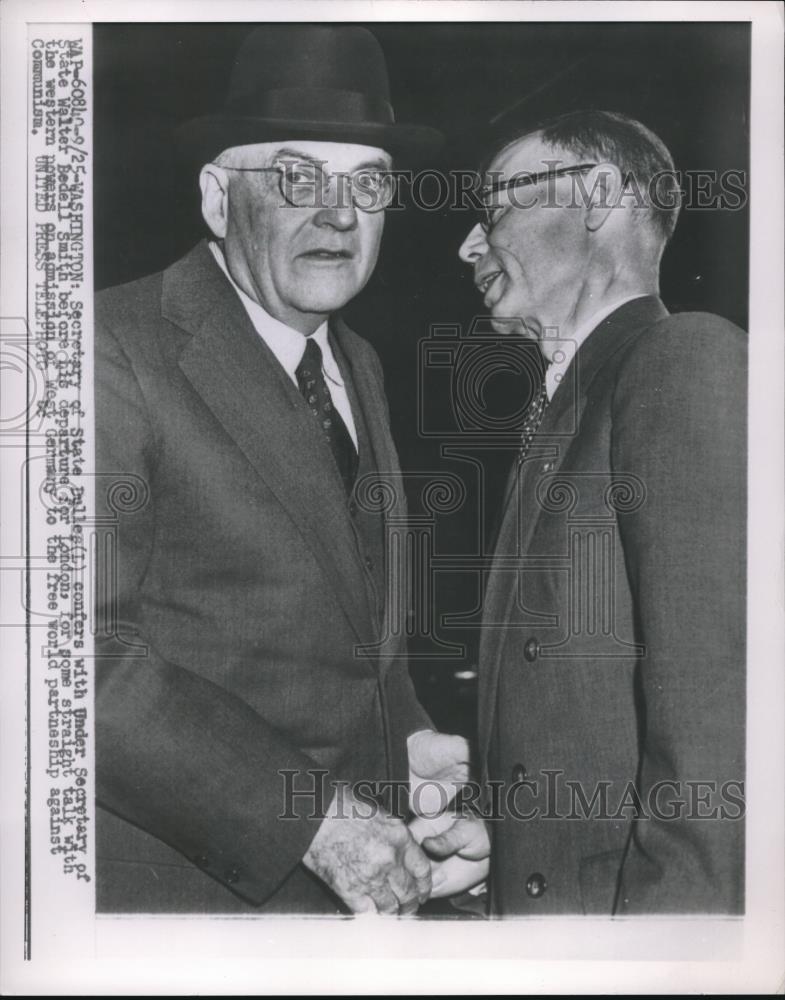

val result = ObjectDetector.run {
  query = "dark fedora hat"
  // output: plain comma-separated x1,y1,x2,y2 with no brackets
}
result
176,25,443,164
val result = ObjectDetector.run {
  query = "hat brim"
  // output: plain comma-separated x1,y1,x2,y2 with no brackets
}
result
176,115,443,166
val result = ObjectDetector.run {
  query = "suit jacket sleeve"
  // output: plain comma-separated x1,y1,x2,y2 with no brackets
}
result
610,313,746,913
95,319,340,906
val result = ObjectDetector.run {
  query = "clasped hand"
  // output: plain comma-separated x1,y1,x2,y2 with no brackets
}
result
407,729,490,901
303,785,431,915
302,730,489,914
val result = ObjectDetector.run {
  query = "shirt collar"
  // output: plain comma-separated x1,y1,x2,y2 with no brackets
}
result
208,240,329,378
544,294,647,401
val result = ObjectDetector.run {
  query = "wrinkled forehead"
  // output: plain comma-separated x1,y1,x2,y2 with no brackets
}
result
215,139,392,171
485,132,568,181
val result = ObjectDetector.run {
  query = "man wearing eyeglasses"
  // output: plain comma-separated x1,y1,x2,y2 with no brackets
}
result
93,25,476,916
425,110,746,914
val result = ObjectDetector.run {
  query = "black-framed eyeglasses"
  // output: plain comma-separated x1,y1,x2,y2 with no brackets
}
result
215,159,396,213
478,163,598,233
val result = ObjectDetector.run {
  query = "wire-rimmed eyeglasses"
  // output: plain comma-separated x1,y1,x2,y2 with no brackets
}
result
478,163,598,233
215,159,396,213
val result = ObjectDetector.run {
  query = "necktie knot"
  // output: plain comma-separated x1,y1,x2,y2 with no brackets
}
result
297,335,323,379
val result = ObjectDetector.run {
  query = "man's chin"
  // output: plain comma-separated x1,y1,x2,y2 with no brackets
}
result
293,278,369,316
488,313,536,339
295,294,362,316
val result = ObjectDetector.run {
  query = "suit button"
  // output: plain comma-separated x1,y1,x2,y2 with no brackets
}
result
348,500,358,517
226,867,241,885
523,637,540,662
364,556,373,570
526,873,547,898
194,854,209,868
512,763,527,783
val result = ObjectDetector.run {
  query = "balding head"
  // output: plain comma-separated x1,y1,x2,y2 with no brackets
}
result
494,110,681,247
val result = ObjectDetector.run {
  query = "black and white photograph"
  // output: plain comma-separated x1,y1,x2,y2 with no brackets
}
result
1,1,783,994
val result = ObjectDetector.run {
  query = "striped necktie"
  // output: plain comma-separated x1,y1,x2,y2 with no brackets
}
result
518,378,549,463
295,336,358,494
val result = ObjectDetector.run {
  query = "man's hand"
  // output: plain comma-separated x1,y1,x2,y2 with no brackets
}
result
410,811,491,899
303,786,431,915
407,729,471,817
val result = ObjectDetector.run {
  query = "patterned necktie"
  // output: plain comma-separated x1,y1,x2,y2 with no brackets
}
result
295,336,358,494
518,377,549,463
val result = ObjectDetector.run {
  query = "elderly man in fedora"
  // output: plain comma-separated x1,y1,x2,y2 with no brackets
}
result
94,24,476,916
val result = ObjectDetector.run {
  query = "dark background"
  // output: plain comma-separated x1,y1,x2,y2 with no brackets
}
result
94,21,750,740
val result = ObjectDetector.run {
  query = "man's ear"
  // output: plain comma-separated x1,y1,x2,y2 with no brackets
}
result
583,162,625,233
199,164,230,239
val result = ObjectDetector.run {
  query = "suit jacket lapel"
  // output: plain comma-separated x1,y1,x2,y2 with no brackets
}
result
166,242,376,646
330,318,400,479
330,318,408,668
479,296,669,767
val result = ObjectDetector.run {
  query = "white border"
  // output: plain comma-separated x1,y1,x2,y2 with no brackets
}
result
1,1,783,994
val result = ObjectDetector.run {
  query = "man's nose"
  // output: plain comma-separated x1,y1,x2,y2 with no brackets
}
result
313,200,359,231
458,222,488,263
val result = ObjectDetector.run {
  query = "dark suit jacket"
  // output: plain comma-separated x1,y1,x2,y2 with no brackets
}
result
94,241,430,914
480,296,746,915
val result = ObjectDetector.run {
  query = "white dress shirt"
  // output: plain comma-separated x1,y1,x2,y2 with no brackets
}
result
208,241,358,449
543,295,646,401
